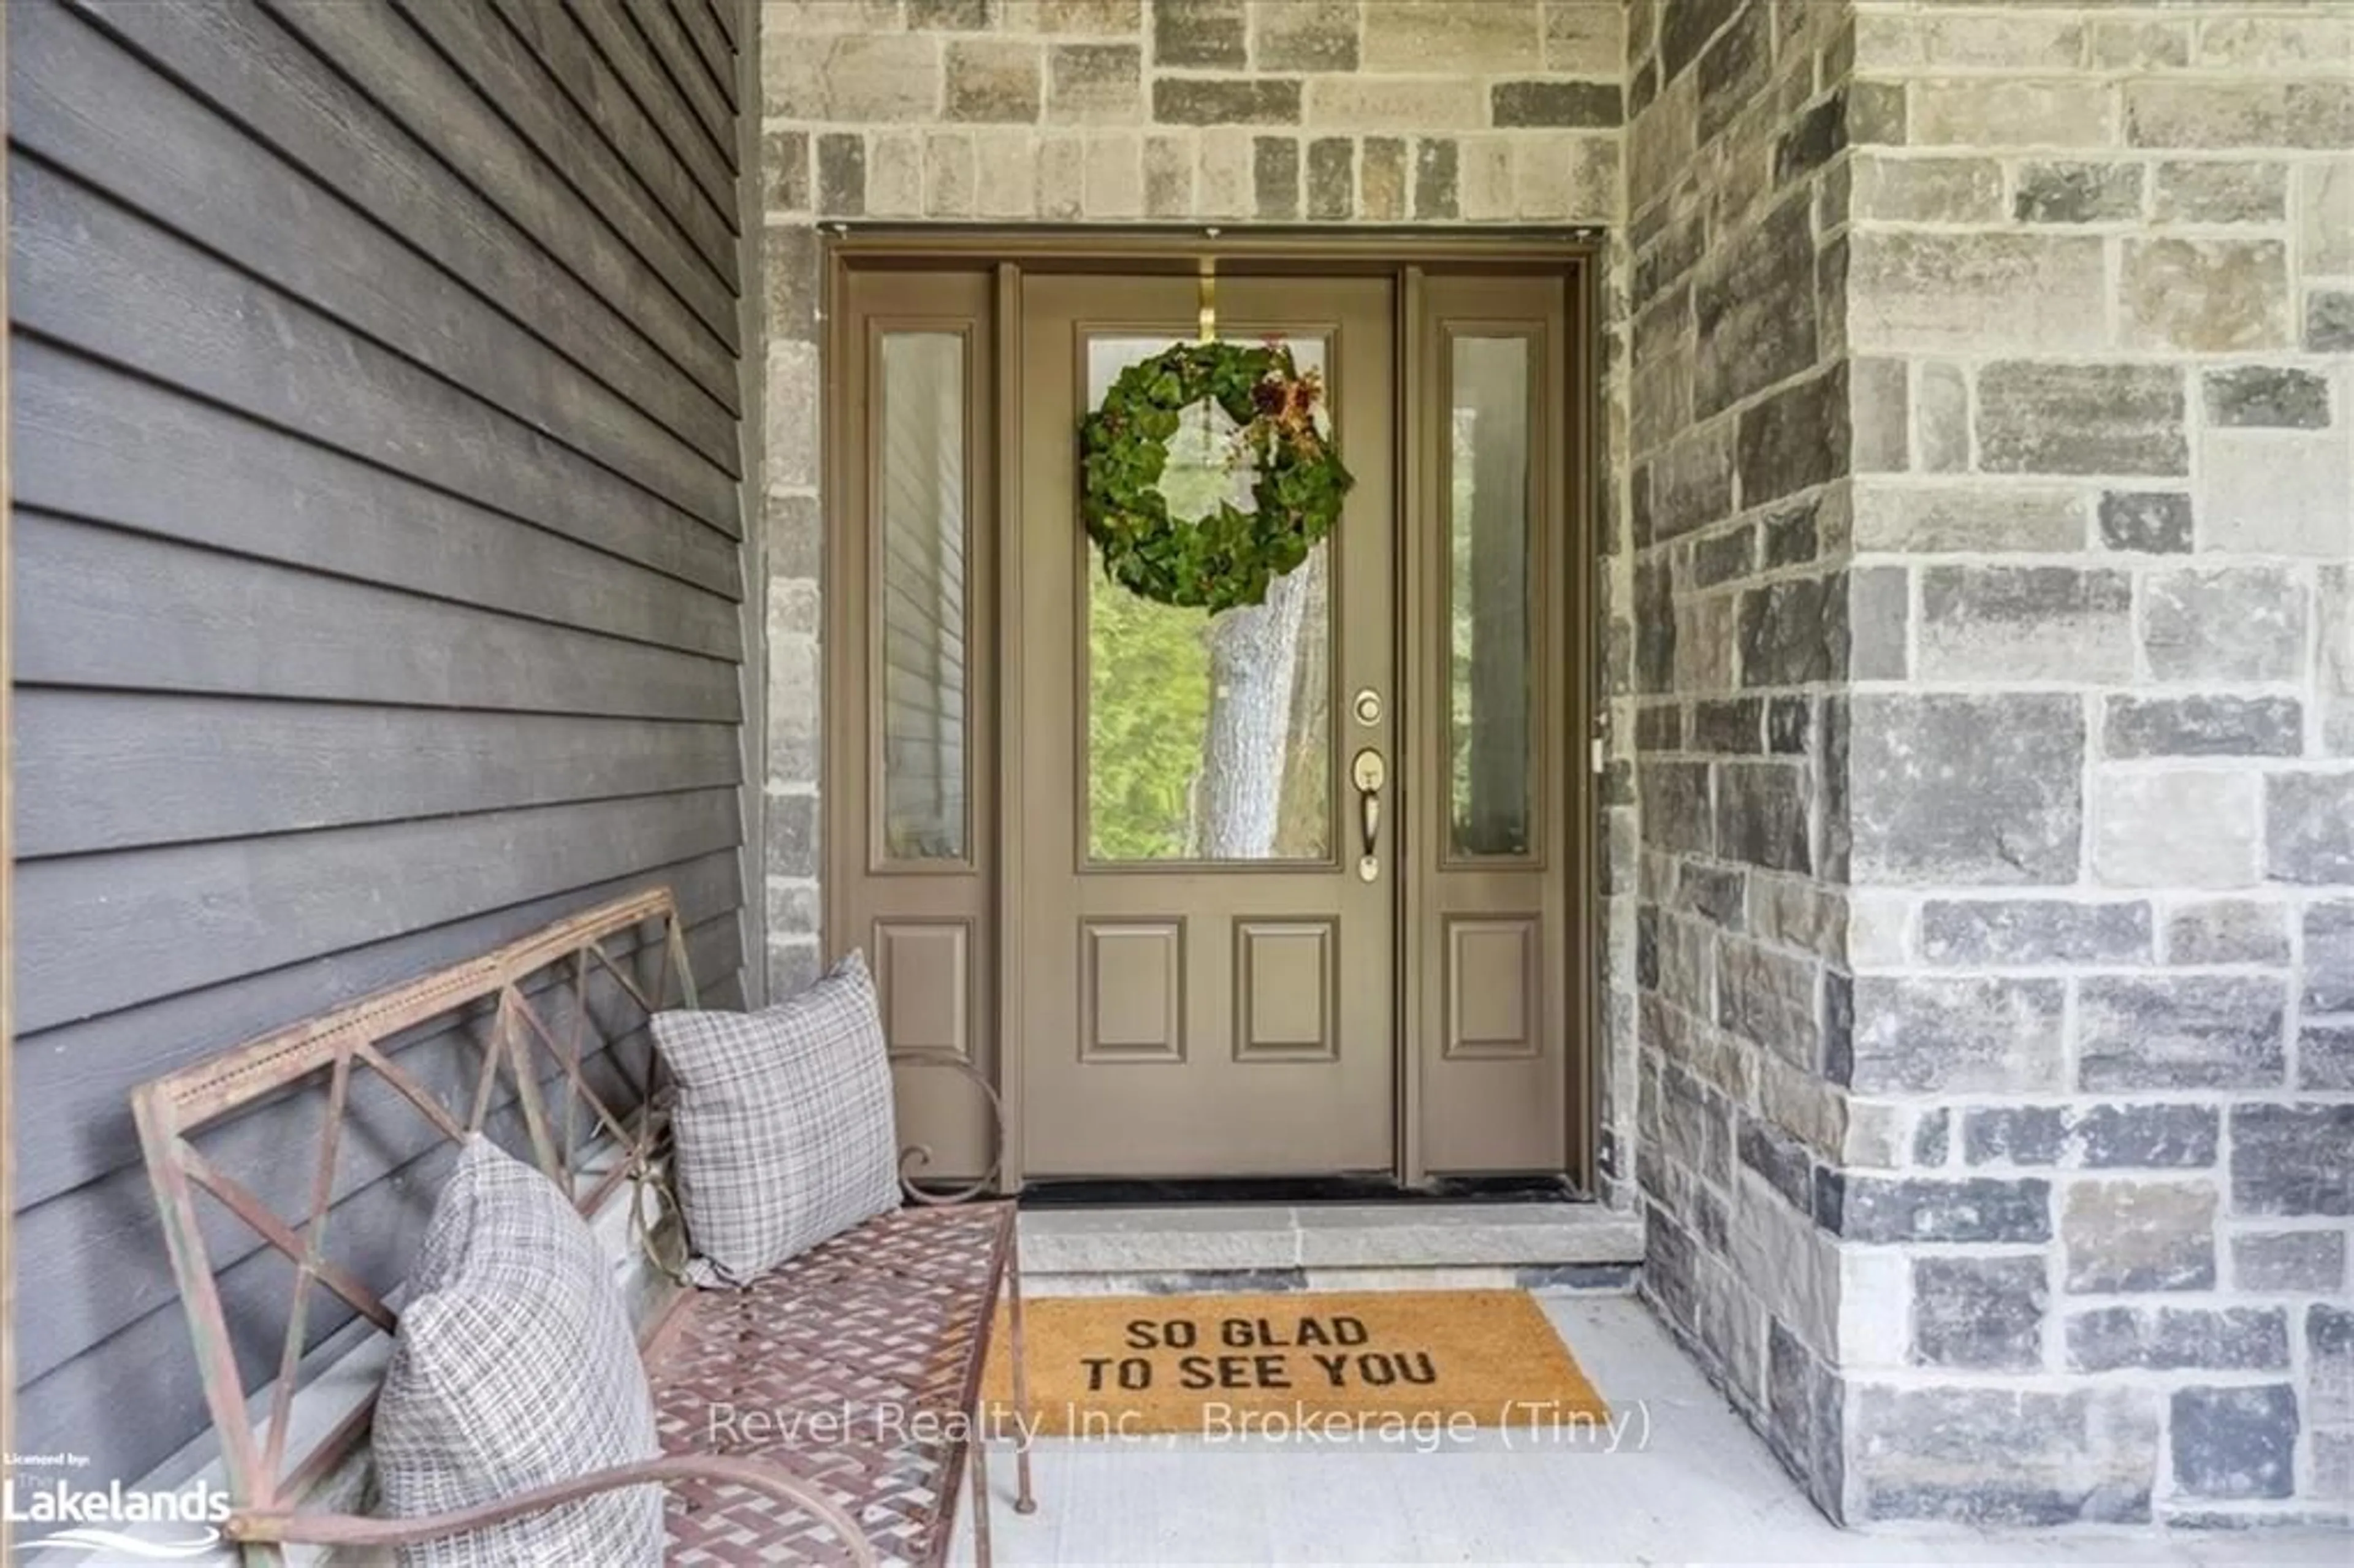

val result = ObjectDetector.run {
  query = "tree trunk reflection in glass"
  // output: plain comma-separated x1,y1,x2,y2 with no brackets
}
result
1083,335,1332,863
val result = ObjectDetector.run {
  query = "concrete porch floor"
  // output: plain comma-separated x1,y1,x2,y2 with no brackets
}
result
954,1296,2351,1566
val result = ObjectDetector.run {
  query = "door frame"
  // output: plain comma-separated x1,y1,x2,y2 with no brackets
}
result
821,229,1604,1193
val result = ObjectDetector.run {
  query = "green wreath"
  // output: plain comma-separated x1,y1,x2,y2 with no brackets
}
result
1080,341,1354,614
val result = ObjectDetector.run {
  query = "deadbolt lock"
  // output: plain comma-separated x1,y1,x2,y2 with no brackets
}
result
1352,688,1384,726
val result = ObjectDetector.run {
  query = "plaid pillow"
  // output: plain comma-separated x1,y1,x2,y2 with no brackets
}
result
652,950,900,1286
374,1137,663,1567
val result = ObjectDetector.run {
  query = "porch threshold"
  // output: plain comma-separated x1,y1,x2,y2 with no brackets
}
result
1016,1201,1643,1286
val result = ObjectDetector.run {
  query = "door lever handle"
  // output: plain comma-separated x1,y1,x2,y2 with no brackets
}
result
1350,748,1386,881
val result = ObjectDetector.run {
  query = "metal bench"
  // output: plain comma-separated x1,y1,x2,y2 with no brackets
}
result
132,888,1036,1566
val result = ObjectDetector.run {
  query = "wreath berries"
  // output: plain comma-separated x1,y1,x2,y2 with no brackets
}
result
1080,341,1354,614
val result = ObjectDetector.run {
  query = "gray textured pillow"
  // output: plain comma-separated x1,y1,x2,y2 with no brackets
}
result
651,950,900,1287
374,1136,663,1567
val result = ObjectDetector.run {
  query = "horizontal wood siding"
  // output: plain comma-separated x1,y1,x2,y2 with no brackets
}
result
6,0,752,1488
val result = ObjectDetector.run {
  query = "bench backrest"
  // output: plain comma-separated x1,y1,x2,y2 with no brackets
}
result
130,888,700,1523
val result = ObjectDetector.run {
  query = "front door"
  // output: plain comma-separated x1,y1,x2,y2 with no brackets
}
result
1015,275,1396,1177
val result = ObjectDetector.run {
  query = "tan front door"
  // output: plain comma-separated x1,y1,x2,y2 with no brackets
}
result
1015,275,1396,1177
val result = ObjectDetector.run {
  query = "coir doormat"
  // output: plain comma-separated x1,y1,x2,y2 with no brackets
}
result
981,1289,1606,1437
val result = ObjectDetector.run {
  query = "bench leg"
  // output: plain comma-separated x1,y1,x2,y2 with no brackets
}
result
1006,1230,1038,1515
968,1434,994,1568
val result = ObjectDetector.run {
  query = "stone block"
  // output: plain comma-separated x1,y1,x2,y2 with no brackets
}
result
1976,362,2187,477
1849,693,2082,886
1850,359,1908,474
766,32,940,120
2069,1307,2289,1374
1493,81,1621,129
2124,239,2292,352
2104,695,2303,759
2268,772,2354,884
1848,976,2065,1095
1252,0,1358,71
2141,566,2306,682
1919,900,2151,968
1847,1386,2159,1525
2063,1180,2217,1292
2098,491,2193,554
1414,137,1458,219
1854,482,2085,553
1674,591,1737,695
2325,566,2354,755
2091,17,2189,70
2303,1021,2354,1091
2199,13,2354,70
1037,133,1086,219
1910,1256,2047,1372
1640,761,1712,857
945,40,1042,122
1141,133,1190,218
1457,136,1513,223
2014,161,2143,224
1361,0,1537,73
1737,1113,1813,1216
1918,565,2133,682
2203,367,2331,429
1644,426,1736,546
2125,81,2347,149
2303,159,2354,275
1694,195,1818,416
1152,78,1300,125
1915,362,1968,474
1251,135,1297,219
1849,154,2002,223
1657,0,1740,81
2166,899,2291,967
1911,78,2114,148
2080,975,2286,1092
1849,232,2106,354
2154,161,2288,226
1151,0,1244,66
1764,1322,1843,1518
921,132,977,217
1962,1104,2218,1171
1302,77,1482,131
818,132,867,217
2312,289,2354,352
2234,1105,2354,1219
2308,904,2354,1013
1737,365,1849,506
866,131,924,216
1046,44,1141,123
1010,0,1141,30
2200,426,2352,558
1084,133,1143,217
1849,568,1906,681
2170,1386,2298,1502
2233,1230,2347,1293
1544,1,1623,74
1360,136,1405,221
1737,576,1844,688
2311,1306,2354,1428
1304,137,1351,221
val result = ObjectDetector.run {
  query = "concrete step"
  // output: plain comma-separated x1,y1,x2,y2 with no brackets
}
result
1015,1201,1644,1295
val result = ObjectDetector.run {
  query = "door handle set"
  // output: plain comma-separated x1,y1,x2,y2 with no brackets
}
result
1351,747,1387,882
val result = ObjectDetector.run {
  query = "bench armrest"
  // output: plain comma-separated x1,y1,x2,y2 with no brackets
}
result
889,1049,1007,1204
226,1455,878,1566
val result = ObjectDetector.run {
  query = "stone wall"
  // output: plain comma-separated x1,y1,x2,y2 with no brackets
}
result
1830,1,2354,1528
756,0,1632,1156
1618,0,1862,1517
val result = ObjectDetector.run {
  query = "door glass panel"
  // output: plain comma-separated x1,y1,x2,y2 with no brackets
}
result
1447,335,1535,859
1083,335,1332,864
878,331,968,861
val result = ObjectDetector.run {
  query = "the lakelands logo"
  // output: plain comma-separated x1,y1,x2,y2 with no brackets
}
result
6,1471,232,1559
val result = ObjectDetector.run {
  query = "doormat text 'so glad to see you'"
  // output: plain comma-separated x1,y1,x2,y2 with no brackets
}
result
983,1289,1609,1439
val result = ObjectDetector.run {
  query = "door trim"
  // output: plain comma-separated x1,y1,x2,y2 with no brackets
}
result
822,230,1604,1195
